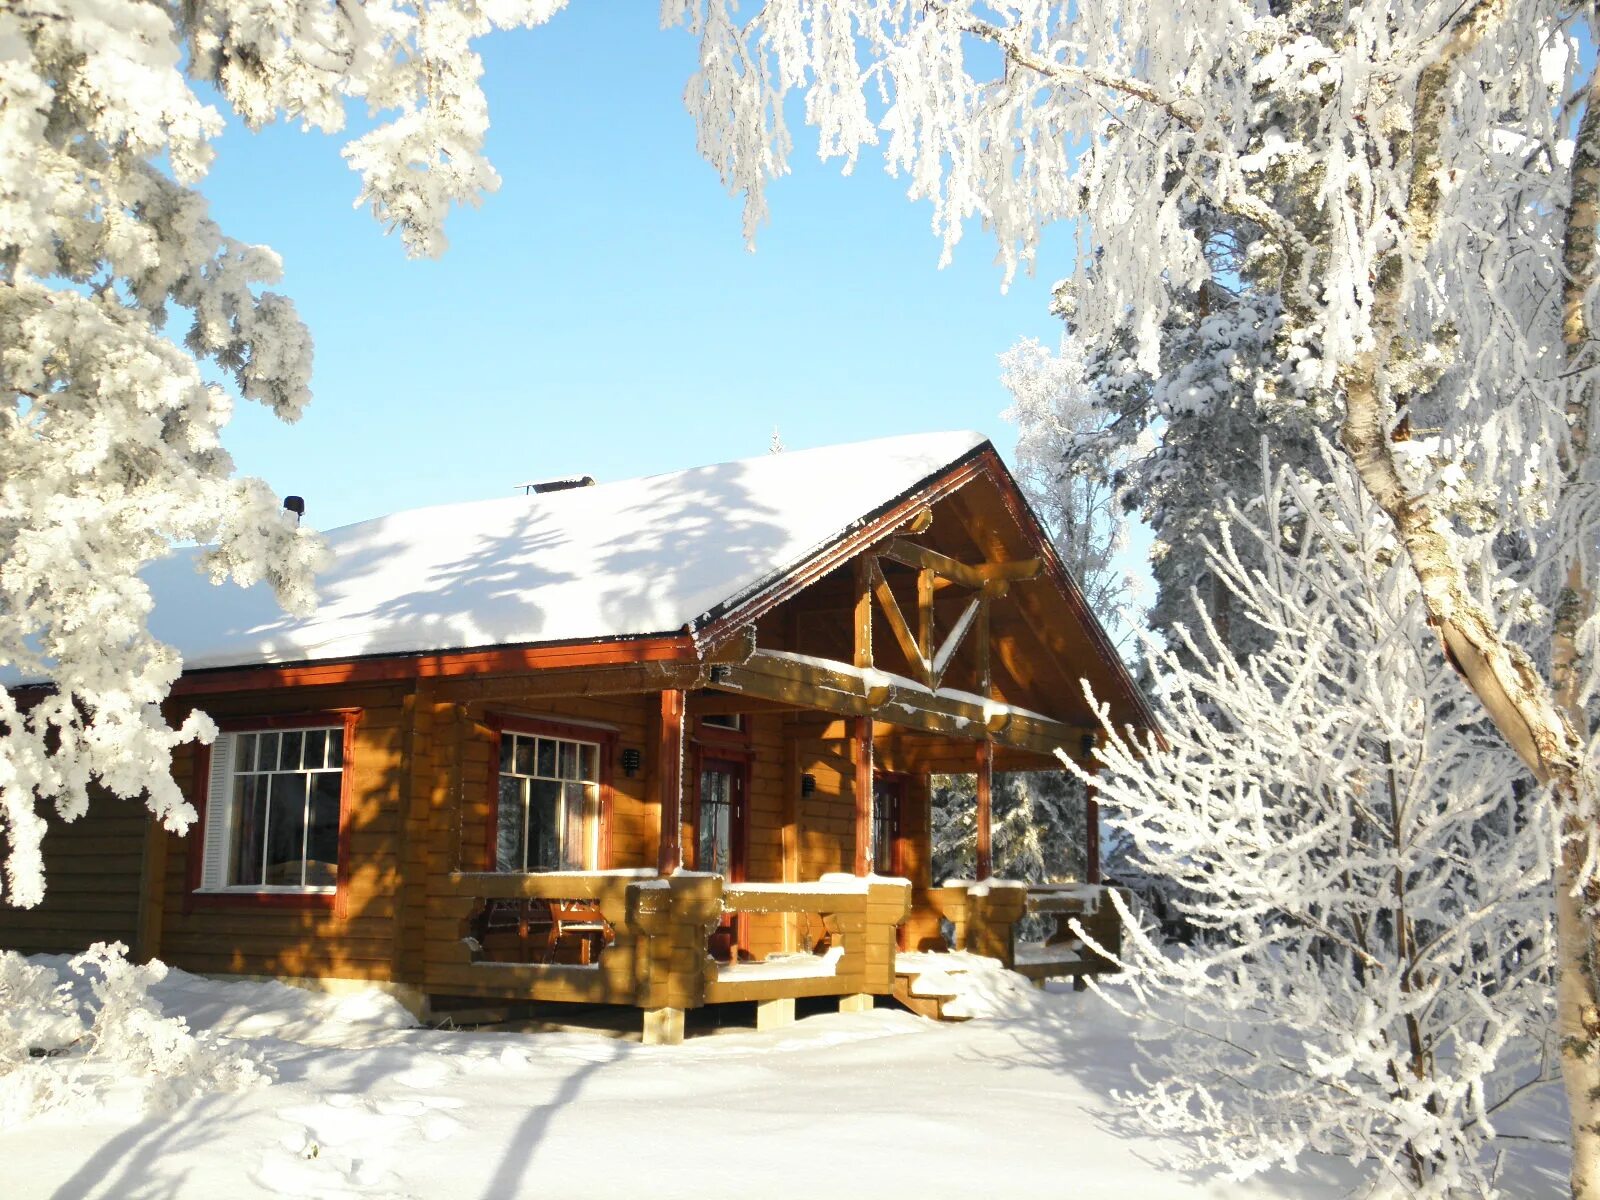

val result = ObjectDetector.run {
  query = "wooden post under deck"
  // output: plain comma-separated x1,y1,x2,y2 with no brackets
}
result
976,740,993,879
656,688,686,874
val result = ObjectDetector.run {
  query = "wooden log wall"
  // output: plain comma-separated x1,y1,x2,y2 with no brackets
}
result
0,791,149,957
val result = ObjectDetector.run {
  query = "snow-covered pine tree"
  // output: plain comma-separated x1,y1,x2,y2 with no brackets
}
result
1080,447,1554,1197
675,3,1600,1185
0,1,569,907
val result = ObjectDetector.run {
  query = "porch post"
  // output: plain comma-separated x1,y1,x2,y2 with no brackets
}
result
1085,780,1101,885
853,555,874,877
976,739,993,880
853,714,875,876
656,689,686,874
1082,733,1100,884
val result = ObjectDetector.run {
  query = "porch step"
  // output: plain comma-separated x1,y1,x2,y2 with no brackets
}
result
890,965,972,1023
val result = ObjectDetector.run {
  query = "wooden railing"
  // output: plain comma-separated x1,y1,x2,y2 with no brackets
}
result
707,877,911,1005
425,871,911,1042
929,881,1126,983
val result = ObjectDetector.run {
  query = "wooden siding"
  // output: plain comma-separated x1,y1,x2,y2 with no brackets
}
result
0,792,149,956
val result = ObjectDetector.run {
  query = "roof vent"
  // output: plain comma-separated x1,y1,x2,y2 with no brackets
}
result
515,476,596,496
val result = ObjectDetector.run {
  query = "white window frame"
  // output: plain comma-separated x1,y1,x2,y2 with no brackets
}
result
495,730,602,873
196,724,346,895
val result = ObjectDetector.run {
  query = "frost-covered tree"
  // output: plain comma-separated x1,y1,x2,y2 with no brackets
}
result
931,771,1086,884
1,0,570,908
1000,336,1137,632
1081,450,1555,1197
673,3,1600,1186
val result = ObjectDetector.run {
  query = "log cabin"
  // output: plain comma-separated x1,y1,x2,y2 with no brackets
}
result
0,432,1154,1040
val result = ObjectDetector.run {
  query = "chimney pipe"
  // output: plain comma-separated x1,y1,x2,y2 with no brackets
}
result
283,495,305,526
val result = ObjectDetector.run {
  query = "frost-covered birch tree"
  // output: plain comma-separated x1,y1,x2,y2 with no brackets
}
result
672,2,1600,1189
0,0,569,908
1001,336,1136,631
1084,450,1555,1197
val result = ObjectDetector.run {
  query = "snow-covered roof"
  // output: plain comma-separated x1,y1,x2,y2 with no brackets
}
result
145,431,990,673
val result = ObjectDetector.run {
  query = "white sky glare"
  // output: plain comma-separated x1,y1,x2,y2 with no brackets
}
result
201,7,1076,532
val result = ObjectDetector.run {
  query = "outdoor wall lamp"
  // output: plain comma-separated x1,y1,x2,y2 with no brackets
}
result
801,772,817,797
620,748,643,777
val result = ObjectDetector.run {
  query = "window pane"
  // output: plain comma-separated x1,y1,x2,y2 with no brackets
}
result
235,733,256,773
327,728,344,769
303,729,328,771
279,729,304,771
698,770,732,876
562,782,589,870
265,773,309,887
496,777,526,872
229,775,265,886
257,732,279,775
499,733,515,774
558,741,578,781
305,772,341,887
514,735,534,777
536,739,557,779
528,779,562,870
578,744,598,782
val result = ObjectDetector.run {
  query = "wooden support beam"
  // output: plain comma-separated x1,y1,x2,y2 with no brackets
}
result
656,689,686,874
854,714,875,876
976,740,994,880
710,650,1093,759
1086,778,1101,885
917,568,935,662
854,557,873,670
437,662,709,704
869,558,929,685
976,591,991,699
879,538,1043,589
931,596,982,689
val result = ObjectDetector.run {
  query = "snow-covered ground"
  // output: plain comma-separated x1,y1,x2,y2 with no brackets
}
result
5,959,1569,1199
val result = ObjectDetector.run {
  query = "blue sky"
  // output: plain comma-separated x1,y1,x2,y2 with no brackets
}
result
204,7,1073,532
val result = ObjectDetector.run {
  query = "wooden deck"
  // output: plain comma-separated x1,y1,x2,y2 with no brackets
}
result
424,872,911,1041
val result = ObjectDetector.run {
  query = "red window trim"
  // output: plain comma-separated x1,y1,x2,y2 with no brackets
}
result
484,714,618,873
692,713,754,751
185,710,361,916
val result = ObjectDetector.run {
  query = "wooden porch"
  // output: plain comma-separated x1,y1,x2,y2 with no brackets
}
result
407,512,1133,1041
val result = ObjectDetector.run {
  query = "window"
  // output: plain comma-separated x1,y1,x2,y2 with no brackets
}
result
872,776,901,875
496,731,600,872
697,763,741,877
701,713,743,731
197,723,346,895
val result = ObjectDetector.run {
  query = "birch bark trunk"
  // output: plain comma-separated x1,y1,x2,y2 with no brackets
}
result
1332,18,1600,1195
1551,63,1600,1200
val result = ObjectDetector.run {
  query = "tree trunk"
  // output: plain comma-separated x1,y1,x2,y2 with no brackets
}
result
1552,58,1600,1200
1335,11,1600,1197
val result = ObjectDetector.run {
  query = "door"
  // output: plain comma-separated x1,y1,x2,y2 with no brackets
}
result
873,774,908,949
697,758,747,961
872,774,905,876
